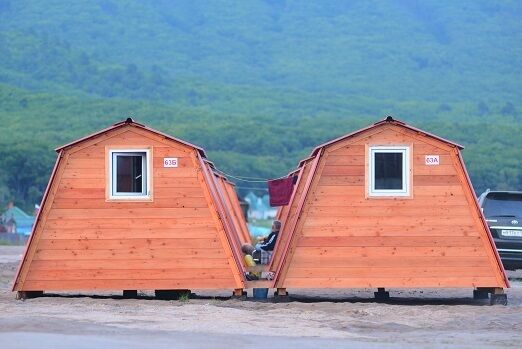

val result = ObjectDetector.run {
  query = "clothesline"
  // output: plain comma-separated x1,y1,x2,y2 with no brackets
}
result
235,186,269,191
218,173,267,183
211,166,295,206
213,167,287,183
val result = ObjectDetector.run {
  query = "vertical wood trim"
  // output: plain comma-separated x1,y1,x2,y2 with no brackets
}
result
13,151,68,291
268,166,304,270
408,142,414,198
224,182,251,244
215,176,244,255
222,180,243,242
149,146,154,199
211,177,245,287
272,151,323,287
195,153,244,288
270,163,312,271
105,146,109,200
364,143,369,199
276,152,327,287
452,149,509,287
194,155,243,288
221,181,243,242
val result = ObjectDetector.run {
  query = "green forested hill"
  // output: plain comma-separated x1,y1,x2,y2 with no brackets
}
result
0,0,521,210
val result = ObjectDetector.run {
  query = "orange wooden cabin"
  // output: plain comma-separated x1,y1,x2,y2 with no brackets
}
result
267,117,508,303
13,116,509,303
13,118,253,298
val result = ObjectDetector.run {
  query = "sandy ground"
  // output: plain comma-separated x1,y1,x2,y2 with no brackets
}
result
1,246,522,348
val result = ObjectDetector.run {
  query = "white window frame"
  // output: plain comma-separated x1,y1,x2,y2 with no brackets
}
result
108,149,151,200
368,146,410,197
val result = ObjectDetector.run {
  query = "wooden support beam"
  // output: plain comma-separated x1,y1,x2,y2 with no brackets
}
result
374,287,390,301
273,288,289,303
16,291,44,300
490,288,507,306
123,290,138,298
155,289,191,300
231,288,246,300
276,288,287,296
473,288,489,300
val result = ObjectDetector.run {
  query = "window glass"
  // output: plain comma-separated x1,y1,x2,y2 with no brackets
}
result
110,151,148,197
369,146,409,197
116,155,143,193
374,152,403,190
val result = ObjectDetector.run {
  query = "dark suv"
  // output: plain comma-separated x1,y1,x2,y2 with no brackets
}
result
478,190,522,270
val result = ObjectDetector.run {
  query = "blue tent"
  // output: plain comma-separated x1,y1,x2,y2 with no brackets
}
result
1,206,35,235
248,223,270,237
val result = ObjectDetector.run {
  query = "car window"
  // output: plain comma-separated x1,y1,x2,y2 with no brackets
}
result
482,193,522,218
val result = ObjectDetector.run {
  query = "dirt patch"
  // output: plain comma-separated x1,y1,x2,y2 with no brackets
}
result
1,246,522,348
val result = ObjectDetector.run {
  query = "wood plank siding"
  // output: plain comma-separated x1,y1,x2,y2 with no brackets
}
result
274,122,507,289
13,122,244,292
269,160,314,272
224,181,251,244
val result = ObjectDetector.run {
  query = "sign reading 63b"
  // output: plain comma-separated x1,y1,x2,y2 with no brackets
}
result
163,158,178,168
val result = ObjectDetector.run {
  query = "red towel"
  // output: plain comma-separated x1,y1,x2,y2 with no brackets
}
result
268,177,294,206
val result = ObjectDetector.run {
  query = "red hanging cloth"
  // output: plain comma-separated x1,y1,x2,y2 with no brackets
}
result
268,177,294,206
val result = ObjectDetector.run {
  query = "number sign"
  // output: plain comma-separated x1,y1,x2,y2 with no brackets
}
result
163,158,178,168
425,155,440,166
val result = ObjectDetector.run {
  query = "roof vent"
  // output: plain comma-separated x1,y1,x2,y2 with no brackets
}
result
385,116,394,122
125,117,134,123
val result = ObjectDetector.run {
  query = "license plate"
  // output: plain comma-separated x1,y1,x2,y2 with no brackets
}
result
501,230,522,237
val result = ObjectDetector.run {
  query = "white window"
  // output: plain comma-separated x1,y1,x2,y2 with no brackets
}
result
109,149,151,200
368,146,410,197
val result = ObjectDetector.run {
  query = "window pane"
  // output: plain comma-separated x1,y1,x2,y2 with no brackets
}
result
374,152,403,190
116,155,143,193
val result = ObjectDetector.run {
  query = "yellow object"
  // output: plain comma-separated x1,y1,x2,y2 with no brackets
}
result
244,254,256,267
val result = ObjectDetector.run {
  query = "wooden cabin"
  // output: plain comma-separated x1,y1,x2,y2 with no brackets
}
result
267,117,509,304
13,118,251,298
13,116,509,303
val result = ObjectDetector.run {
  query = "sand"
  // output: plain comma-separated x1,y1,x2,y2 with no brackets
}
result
1,246,522,348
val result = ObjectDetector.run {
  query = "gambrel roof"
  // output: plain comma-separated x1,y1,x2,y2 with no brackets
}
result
56,118,207,157
310,116,464,157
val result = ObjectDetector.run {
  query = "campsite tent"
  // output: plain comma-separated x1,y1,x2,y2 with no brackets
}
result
12,118,251,298
1,204,35,234
267,117,509,304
